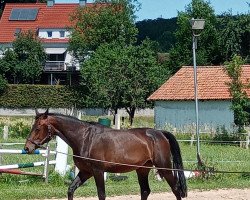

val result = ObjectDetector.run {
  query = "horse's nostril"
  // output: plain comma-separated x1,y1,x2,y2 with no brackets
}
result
24,147,29,153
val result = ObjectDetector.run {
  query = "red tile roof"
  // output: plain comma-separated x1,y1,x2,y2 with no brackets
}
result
0,3,90,43
148,65,250,101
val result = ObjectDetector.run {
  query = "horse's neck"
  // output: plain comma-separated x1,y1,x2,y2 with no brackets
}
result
50,115,90,149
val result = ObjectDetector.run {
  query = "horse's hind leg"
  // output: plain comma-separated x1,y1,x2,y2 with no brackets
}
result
68,170,92,200
158,169,182,200
136,168,151,200
92,169,106,200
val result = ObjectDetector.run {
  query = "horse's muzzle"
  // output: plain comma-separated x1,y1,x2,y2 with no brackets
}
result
24,141,36,154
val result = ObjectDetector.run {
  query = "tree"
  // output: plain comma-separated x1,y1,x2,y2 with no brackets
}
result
218,10,250,62
224,55,249,132
0,48,18,83
136,18,178,52
1,31,46,84
70,0,170,124
68,0,139,62
122,39,170,124
168,0,220,72
81,39,169,125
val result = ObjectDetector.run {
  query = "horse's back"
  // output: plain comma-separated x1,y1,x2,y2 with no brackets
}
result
84,128,157,171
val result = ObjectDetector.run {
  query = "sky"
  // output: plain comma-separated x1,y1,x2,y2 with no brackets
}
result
57,0,250,21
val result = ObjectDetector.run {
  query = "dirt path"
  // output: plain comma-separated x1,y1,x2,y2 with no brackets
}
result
42,188,250,200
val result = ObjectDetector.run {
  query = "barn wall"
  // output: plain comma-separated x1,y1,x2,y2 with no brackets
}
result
154,100,234,133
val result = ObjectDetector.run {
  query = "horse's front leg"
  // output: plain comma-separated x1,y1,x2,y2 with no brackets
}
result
68,170,92,200
93,169,106,200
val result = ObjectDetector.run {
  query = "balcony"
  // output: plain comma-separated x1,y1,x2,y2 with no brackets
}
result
44,61,65,71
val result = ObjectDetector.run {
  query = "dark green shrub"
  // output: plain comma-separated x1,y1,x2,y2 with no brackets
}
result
0,75,7,94
0,84,85,108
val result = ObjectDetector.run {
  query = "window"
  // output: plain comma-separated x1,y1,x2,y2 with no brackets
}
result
59,31,65,38
47,31,52,38
14,28,21,36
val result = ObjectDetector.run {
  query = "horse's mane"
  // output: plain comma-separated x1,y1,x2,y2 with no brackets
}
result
47,113,108,128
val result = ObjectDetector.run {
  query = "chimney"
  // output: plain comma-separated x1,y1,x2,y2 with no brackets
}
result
79,0,87,7
47,0,55,7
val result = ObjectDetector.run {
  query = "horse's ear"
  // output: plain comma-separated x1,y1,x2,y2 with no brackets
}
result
44,108,49,116
35,109,39,116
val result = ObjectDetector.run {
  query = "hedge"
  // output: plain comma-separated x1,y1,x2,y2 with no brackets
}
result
0,84,85,108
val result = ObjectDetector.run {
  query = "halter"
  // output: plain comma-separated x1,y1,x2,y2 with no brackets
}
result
27,118,59,150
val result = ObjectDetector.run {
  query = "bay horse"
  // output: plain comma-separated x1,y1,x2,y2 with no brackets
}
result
24,109,187,200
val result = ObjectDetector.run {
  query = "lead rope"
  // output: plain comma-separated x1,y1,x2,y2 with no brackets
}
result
54,150,250,175
29,124,250,175
32,140,250,174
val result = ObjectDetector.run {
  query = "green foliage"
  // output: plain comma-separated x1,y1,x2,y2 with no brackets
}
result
81,39,169,123
0,48,18,76
224,55,249,131
213,133,240,143
0,116,33,138
0,74,7,94
0,31,46,84
12,31,47,83
168,0,220,72
165,0,249,73
218,11,250,62
9,121,31,138
69,0,139,61
70,0,170,123
136,18,178,52
0,84,84,108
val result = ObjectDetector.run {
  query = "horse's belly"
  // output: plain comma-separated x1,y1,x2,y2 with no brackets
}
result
106,165,138,173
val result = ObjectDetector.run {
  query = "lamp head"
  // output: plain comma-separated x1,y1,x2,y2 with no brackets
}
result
190,18,205,36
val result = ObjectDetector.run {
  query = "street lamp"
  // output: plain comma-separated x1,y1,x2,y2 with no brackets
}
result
190,18,205,167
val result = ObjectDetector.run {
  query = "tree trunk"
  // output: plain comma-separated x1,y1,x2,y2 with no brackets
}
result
126,107,136,126
113,108,118,125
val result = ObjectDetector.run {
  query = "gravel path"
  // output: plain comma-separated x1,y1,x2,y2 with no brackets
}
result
41,188,250,200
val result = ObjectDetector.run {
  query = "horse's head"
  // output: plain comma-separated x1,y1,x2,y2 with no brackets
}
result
24,109,53,153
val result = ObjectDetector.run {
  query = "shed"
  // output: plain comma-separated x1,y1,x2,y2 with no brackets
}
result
148,65,250,133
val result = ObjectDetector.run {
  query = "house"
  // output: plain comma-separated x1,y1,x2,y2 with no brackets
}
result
0,0,89,85
148,65,250,133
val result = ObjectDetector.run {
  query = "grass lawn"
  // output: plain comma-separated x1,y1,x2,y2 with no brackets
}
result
0,143,249,200
0,115,250,199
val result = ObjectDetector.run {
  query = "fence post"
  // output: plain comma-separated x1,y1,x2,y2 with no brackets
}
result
113,114,122,178
43,145,50,183
246,133,250,149
3,126,8,140
190,134,195,146
55,137,68,176
115,114,120,129
0,144,2,165
73,112,82,178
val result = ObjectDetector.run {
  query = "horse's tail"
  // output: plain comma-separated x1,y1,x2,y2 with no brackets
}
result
162,130,187,198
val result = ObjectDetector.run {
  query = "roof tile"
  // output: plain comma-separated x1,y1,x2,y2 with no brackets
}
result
148,65,250,101
0,3,91,43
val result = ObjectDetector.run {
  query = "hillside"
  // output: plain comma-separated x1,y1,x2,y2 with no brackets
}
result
136,17,177,52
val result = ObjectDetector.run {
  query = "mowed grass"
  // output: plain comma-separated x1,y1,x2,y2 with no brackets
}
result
0,115,250,199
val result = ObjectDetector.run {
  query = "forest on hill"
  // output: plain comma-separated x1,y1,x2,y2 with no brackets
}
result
136,18,178,52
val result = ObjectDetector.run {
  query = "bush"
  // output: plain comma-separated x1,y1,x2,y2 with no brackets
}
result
0,84,85,108
9,121,31,138
0,75,7,94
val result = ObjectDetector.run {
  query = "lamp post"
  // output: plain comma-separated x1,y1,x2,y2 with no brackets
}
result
190,18,205,166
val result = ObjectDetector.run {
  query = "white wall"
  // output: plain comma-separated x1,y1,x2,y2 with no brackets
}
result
154,100,234,133
38,28,70,39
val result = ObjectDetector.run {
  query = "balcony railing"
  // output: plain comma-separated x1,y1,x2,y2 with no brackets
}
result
44,61,65,71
